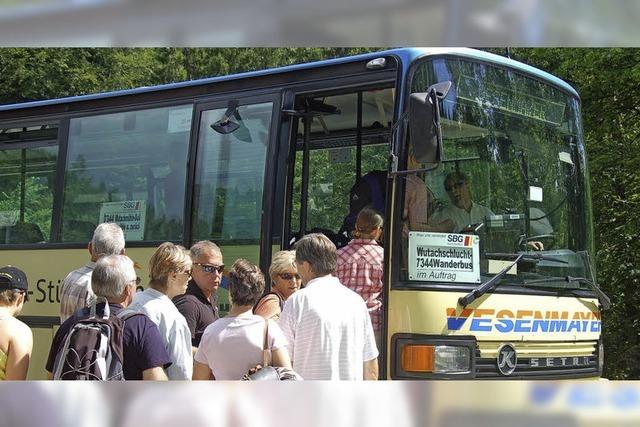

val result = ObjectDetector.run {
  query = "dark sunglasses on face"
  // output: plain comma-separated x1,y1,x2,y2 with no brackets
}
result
445,180,466,192
279,272,301,281
194,263,225,274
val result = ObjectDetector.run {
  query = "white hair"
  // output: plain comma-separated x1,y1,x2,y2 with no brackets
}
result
91,255,135,300
91,223,125,257
190,240,222,261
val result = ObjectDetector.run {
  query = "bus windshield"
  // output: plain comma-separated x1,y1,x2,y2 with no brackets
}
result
403,57,595,290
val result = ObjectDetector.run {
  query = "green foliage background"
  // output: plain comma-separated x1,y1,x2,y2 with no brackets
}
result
0,47,638,378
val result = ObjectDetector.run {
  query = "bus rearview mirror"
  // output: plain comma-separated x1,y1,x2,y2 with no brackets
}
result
409,81,451,164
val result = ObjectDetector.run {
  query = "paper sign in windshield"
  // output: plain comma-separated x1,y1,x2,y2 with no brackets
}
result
409,232,480,283
99,200,146,241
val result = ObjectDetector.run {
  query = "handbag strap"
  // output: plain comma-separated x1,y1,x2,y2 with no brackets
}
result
262,318,271,367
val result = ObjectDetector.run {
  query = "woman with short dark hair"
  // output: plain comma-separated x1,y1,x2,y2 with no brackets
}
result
193,259,292,380
0,266,33,380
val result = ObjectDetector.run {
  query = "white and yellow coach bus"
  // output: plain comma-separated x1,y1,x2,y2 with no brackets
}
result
0,48,607,379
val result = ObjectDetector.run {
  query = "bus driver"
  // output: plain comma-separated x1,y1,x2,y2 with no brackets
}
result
431,171,493,233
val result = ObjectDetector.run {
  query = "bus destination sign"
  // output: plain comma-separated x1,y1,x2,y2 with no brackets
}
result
408,232,480,283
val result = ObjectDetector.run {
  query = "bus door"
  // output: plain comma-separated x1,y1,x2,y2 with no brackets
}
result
282,82,396,374
284,84,396,249
190,93,281,314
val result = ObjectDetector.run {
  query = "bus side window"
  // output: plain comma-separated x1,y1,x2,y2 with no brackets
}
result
61,106,192,243
0,125,58,244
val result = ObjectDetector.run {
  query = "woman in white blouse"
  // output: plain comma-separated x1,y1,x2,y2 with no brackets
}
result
128,242,193,380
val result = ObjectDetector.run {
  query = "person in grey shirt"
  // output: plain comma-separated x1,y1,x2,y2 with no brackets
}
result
432,171,494,233
59,223,126,323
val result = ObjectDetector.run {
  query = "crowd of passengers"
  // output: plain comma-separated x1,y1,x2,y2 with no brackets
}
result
0,165,550,380
0,207,384,381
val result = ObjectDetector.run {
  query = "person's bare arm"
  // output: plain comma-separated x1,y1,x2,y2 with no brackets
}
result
253,294,280,320
142,366,168,381
192,360,215,380
5,323,33,380
271,347,292,369
363,358,379,380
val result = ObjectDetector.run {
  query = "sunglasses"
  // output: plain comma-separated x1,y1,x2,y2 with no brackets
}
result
279,272,301,281
445,180,466,192
194,263,225,274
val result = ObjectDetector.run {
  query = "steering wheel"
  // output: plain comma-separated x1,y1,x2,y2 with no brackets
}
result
518,234,556,251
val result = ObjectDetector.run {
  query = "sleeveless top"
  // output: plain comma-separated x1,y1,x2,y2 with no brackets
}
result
0,348,7,380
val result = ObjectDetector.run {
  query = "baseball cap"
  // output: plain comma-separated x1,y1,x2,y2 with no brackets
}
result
0,266,28,291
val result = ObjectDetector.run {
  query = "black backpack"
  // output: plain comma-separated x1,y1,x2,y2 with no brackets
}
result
52,302,141,380
341,170,387,236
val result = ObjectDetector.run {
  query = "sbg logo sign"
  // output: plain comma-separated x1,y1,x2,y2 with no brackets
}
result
447,234,464,243
446,234,473,247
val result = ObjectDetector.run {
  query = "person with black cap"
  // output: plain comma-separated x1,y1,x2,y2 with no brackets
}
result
0,266,33,380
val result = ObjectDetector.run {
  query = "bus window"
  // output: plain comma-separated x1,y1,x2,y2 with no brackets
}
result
191,101,273,264
0,124,58,244
61,105,192,242
289,87,393,246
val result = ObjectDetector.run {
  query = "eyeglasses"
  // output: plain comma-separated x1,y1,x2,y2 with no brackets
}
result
445,180,466,192
129,277,142,286
179,269,192,278
279,272,301,281
194,263,225,274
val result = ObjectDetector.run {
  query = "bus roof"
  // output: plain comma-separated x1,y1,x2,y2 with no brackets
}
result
0,47,578,112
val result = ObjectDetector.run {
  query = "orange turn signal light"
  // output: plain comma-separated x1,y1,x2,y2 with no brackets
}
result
401,344,435,373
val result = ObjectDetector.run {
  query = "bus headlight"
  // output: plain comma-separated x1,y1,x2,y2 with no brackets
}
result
435,345,472,372
392,335,476,379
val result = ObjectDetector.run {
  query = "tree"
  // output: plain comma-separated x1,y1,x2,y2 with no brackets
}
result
505,48,640,379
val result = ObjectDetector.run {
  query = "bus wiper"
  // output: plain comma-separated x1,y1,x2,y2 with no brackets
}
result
566,276,611,310
458,252,569,308
520,276,610,310
485,252,569,264
458,253,523,307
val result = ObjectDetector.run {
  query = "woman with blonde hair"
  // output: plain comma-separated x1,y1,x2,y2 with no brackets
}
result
335,207,384,346
253,250,301,320
193,259,292,380
127,242,193,380
0,266,32,380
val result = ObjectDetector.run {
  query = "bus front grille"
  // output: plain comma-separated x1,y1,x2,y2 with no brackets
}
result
474,341,599,379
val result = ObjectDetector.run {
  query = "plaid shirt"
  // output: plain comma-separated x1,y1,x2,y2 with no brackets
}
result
59,261,96,323
335,239,384,332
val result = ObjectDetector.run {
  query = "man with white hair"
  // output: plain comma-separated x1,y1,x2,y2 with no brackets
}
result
59,223,126,322
47,254,170,380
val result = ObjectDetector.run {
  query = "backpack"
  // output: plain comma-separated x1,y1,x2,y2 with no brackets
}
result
52,302,141,380
341,170,387,236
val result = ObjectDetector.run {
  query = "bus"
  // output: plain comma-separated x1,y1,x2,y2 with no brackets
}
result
0,48,607,379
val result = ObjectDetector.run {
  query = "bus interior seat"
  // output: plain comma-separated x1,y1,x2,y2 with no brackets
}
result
0,221,45,244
